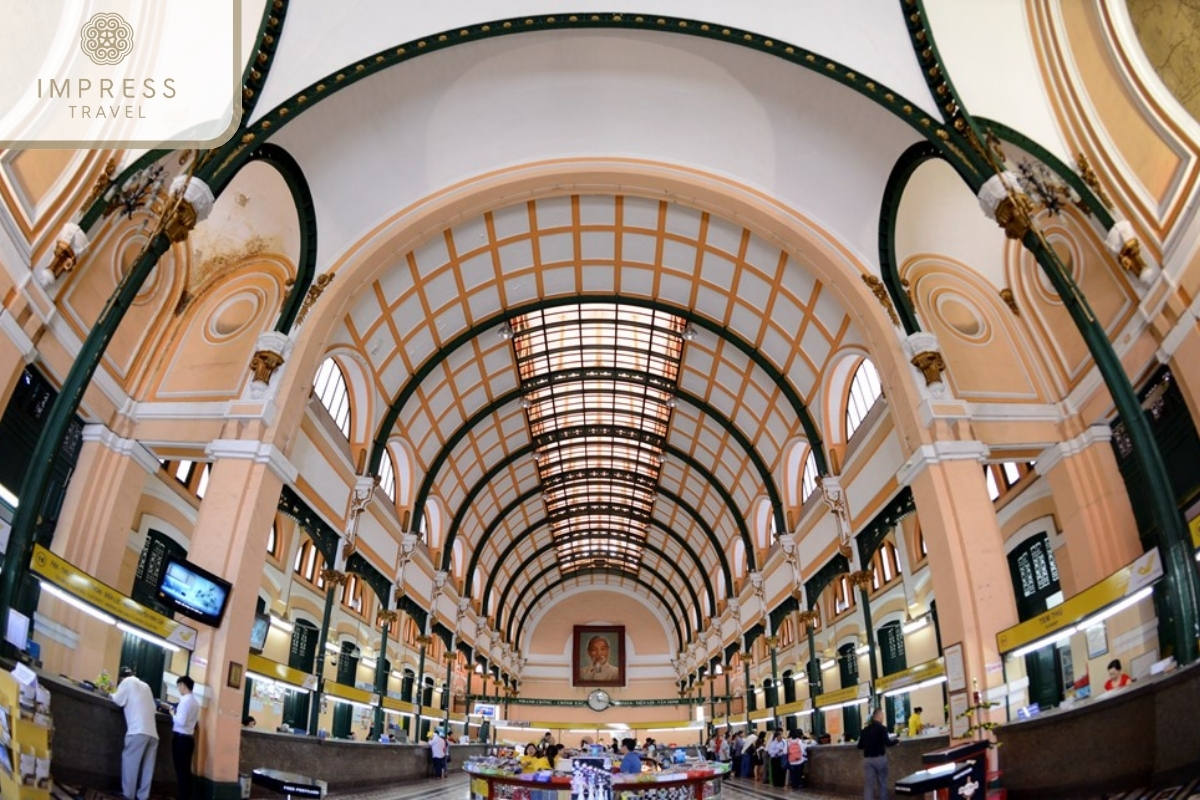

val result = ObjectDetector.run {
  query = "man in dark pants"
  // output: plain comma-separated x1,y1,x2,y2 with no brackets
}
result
170,676,200,800
856,708,897,800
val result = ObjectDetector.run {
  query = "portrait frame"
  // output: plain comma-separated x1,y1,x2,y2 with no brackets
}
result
573,625,625,687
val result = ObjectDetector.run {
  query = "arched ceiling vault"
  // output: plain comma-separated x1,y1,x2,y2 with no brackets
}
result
322,189,874,647
471,487,723,613
510,567,688,651
495,533,704,643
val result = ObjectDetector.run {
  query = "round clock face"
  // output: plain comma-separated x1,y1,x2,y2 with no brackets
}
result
587,689,611,711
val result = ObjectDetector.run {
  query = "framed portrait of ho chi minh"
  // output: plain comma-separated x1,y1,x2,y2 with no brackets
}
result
573,625,625,687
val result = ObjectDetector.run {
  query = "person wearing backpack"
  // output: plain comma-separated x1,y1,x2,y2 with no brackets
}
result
786,729,808,790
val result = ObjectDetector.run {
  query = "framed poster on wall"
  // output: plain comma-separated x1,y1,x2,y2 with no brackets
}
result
948,691,970,739
944,643,966,693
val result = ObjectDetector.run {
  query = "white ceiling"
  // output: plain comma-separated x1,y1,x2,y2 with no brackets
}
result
253,0,938,123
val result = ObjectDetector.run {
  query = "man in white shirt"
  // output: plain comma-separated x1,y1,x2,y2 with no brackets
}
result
111,666,158,800
429,728,448,779
171,676,201,800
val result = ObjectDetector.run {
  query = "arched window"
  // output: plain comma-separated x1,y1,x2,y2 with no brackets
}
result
378,449,397,503
870,541,901,590
313,357,351,438
845,359,883,440
342,574,364,614
801,451,819,502
266,520,280,559
833,574,856,615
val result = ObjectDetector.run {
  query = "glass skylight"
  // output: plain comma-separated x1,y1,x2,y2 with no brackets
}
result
508,304,687,575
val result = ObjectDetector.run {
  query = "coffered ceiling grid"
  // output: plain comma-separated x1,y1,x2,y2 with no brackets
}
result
333,193,863,611
475,491,726,606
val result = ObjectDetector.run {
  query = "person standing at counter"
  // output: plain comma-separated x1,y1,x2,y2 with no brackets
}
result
619,739,642,774
906,707,923,738
430,728,449,779
857,709,897,800
1105,659,1132,692
171,676,200,800
112,666,158,800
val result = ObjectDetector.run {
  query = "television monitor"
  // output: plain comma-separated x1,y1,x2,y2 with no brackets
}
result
156,554,233,627
249,612,270,653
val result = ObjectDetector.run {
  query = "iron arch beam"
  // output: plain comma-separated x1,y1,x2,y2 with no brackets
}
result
464,482,730,601
211,11,962,194
372,296,824,529
494,534,702,641
439,439,751,577
478,514,717,620
509,565,685,651
408,373,785,547
877,141,941,335
243,143,319,333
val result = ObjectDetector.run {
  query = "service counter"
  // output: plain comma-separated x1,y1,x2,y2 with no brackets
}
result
239,731,488,791
802,735,947,796
997,659,1200,798
34,668,487,794
34,671,178,796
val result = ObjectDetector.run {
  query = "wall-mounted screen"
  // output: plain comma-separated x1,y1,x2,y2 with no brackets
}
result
249,612,270,653
156,554,232,627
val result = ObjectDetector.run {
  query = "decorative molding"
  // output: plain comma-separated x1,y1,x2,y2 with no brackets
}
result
1156,292,1200,364
80,423,161,475
894,440,990,486
1035,425,1113,474
204,438,299,484
0,309,37,363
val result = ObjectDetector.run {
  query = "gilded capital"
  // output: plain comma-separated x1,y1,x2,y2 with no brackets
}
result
849,569,875,590
249,349,286,384
910,350,946,386
321,567,347,586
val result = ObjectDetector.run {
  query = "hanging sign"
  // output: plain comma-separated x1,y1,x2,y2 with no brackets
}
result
30,544,198,650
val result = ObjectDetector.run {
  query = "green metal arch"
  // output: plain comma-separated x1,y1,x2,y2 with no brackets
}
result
438,438,752,572
345,550,391,609
208,11,965,194
467,485,722,610
465,476,735,599
243,143,319,333
479,513,717,621
494,534,702,641
79,0,291,231
878,141,942,335
415,380,778,561
510,565,686,651
976,117,1116,229
376,295,814,535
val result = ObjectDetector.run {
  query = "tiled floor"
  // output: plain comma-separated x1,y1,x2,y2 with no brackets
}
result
323,774,853,800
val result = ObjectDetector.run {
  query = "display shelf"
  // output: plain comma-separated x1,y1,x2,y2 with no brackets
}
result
0,669,53,800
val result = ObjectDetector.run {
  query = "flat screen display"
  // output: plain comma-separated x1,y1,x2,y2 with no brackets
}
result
249,612,270,652
156,554,232,627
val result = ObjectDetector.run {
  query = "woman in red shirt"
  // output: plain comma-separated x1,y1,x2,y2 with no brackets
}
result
1105,659,1132,691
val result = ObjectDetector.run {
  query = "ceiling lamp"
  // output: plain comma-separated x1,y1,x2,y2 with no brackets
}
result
682,324,698,341
496,323,513,340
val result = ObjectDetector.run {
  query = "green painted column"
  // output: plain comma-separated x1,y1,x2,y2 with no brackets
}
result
1021,232,1200,663
415,640,428,739
855,577,880,708
708,671,716,728
443,651,454,734
0,232,171,637
806,625,824,737
371,610,394,739
742,660,751,731
464,668,474,741
309,573,342,736
767,636,780,732
723,667,731,725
